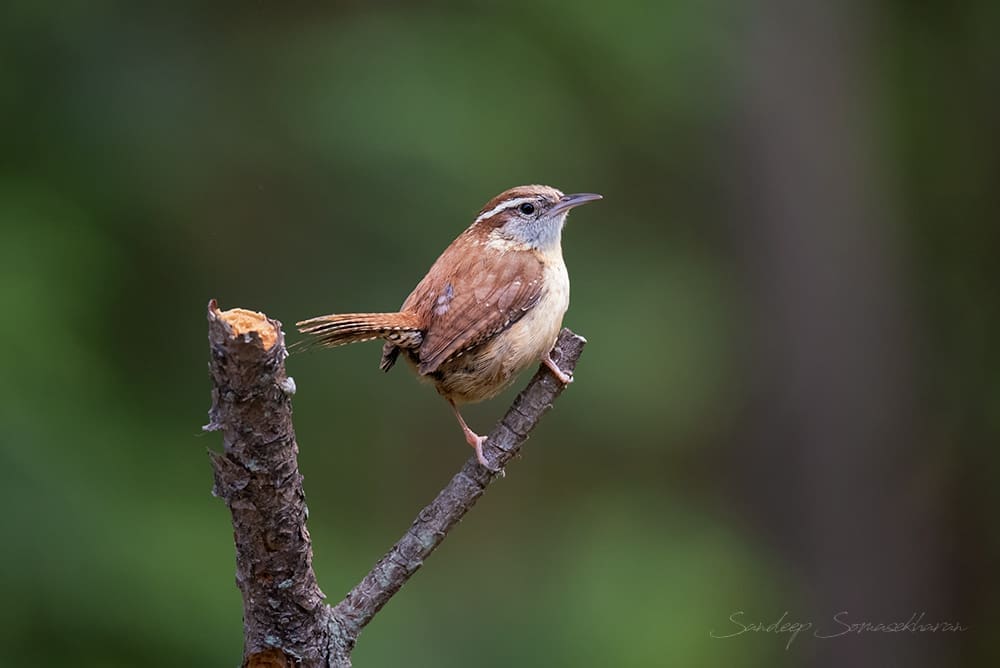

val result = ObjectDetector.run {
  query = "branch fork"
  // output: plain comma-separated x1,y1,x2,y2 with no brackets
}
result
205,299,585,666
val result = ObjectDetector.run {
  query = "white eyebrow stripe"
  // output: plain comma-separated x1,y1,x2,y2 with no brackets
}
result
475,197,535,223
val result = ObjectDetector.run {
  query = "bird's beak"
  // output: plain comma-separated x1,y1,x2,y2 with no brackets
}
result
550,192,603,216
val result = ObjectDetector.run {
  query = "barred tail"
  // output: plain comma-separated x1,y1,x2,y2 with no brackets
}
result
294,311,423,351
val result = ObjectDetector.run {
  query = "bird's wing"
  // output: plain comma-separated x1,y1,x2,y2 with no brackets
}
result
401,236,545,375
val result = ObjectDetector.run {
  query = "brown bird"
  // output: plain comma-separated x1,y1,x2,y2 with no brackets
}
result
296,185,601,469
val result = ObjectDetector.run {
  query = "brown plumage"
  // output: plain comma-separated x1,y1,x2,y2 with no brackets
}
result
296,312,423,349
296,184,602,469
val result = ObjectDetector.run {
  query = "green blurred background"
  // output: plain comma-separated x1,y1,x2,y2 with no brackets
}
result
1,1,995,666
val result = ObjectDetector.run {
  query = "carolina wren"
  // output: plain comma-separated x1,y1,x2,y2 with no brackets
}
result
296,185,602,469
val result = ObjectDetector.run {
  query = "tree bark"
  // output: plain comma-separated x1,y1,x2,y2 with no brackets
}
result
204,299,585,667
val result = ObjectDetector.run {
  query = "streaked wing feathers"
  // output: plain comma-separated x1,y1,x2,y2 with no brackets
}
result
401,236,545,375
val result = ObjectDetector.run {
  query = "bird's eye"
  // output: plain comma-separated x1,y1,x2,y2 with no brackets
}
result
518,202,535,215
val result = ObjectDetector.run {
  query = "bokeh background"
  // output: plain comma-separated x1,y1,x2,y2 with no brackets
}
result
1,1,995,666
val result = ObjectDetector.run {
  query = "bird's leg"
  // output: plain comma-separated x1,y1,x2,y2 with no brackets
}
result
542,352,573,384
448,399,498,471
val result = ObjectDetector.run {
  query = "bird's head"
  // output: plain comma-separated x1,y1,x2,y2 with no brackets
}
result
473,185,602,250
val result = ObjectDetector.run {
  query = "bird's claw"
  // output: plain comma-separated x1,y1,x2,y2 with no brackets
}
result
473,435,504,473
542,354,573,385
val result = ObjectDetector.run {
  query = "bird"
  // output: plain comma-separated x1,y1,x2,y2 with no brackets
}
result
296,185,602,470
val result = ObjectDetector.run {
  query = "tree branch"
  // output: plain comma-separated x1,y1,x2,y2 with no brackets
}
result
205,299,586,667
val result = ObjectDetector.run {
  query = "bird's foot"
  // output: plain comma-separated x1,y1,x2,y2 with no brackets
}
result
542,353,573,384
465,430,502,473
452,400,503,473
